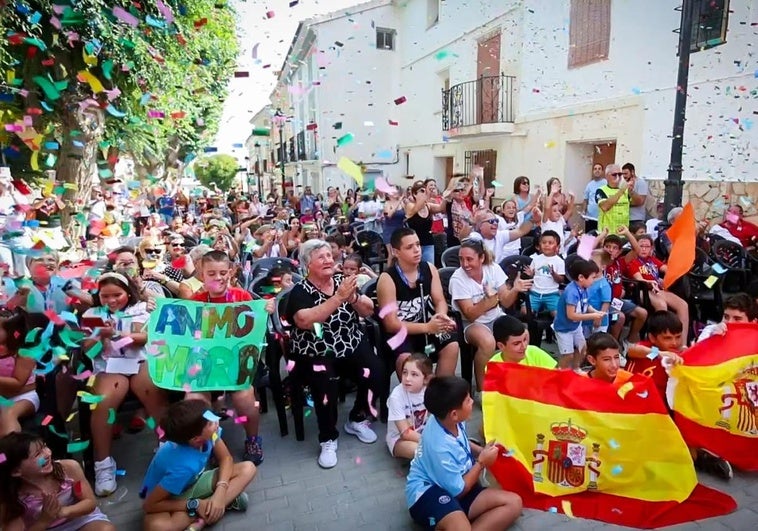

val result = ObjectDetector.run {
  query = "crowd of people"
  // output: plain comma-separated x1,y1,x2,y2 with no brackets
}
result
0,161,756,530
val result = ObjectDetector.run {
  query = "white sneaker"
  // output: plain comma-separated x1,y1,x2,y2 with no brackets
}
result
344,420,377,444
94,457,117,496
318,439,338,469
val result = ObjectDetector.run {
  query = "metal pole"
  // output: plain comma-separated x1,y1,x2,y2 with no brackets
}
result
664,0,694,218
279,124,286,202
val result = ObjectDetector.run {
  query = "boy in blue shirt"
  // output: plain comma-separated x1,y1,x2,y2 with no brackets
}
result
141,400,257,531
553,259,606,369
583,249,615,338
406,376,522,530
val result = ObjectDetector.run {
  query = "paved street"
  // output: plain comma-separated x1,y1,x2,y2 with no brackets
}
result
98,366,758,531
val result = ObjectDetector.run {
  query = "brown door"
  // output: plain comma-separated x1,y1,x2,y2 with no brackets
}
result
592,141,617,170
477,32,501,124
445,157,455,183
470,150,497,187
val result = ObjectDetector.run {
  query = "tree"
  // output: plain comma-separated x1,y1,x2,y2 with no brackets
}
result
194,153,238,191
0,0,238,226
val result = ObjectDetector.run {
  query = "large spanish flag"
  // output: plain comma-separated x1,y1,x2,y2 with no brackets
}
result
668,322,758,471
483,363,736,528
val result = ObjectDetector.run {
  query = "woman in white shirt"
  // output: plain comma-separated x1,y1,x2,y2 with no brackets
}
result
449,238,532,391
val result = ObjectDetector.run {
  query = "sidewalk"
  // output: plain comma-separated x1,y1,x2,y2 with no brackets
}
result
100,391,757,530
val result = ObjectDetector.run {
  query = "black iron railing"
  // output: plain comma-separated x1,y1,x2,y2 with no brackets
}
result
442,74,515,131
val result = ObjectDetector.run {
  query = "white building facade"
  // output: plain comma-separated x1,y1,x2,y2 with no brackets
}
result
269,0,404,194
397,0,756,210
263,0,756,212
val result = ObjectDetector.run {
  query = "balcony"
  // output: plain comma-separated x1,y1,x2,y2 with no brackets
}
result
442,74,516,137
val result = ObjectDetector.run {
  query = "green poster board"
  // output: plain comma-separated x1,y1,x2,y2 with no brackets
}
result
147,299,267,392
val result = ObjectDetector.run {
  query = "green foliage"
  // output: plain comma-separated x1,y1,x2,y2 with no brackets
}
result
194,153,239,191
0,0,239,179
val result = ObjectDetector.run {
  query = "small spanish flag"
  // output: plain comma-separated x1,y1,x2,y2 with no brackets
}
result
669,322,758,471
483,363,736,528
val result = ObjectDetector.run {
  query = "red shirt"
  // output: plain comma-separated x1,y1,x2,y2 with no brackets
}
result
604,258,629,299
191,286,252,303
626,339,668,405
721,220,758,248
626,256,665,284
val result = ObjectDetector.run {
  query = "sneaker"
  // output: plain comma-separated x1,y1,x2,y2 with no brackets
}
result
227,491,249,512
94,457,117,496
344,420,377,444
695,450,733,480
318,439,339,469
243,436,264,465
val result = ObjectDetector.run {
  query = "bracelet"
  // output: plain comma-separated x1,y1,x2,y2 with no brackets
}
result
216,481,229,489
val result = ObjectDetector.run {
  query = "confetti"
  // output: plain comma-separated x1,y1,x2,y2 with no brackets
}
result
112,7,140,27
156,426,165,439
0,453,6,464
234,416,248,424
616,381,634,399
561,500,574,518
355,456,362,464
394,96,407,105
41,415,53,426
387,326,408,350
37,457,47,467
548,507,558,513
203,410,221,422
67,440,90,453
286,360,296,372
646,347,660,360
313,365,327,372
362,368,371,378
366,390,378,418
611,465,623,475
609,439,620,450
336,133,354,147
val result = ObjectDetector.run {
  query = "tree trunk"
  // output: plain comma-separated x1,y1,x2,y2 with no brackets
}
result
55,100,104,233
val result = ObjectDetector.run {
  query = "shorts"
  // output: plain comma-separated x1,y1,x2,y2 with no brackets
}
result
463,318,497,342
582,323,609,338
554,327,586,355
409,483,486,530
621,299,638,316
529,292,560,314
179,468,218,499
9,389,40,412
394,331,457,362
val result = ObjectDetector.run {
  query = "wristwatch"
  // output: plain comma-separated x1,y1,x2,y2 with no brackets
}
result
186,498,199,517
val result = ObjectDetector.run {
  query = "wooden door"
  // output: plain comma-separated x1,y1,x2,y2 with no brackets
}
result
592,141,616,170
477,32,501,124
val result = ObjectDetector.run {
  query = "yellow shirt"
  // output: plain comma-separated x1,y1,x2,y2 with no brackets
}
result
597,185,630,234
489,346,557,368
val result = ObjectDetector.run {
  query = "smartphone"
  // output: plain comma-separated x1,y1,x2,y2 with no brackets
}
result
81,317,106,330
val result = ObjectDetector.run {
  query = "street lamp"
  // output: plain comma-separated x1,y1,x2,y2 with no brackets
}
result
254,142,263,197
664,0,695,218
273,108,287,201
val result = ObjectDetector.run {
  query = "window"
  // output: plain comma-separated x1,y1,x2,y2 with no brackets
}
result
376,28,395,50
427,0,440,28
568,0,611,68
689,0,729,52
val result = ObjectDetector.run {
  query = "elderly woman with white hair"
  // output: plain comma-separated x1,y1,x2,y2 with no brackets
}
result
285,239,384,469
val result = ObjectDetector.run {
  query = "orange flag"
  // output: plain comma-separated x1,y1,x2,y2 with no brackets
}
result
663,203,696,289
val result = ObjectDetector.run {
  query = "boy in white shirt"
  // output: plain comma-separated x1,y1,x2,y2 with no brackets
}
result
540,203,577,256
526,230,566,317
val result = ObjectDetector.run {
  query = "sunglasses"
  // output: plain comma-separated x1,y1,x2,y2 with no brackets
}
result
145,248,163,255
484,219,499,225
611,172,623,177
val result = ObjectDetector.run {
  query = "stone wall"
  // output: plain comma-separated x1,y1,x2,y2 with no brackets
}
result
646,180,758,223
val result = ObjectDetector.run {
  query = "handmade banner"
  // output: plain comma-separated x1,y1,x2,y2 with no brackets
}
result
668,322,758,471
483,363,736,528
147,299,267,392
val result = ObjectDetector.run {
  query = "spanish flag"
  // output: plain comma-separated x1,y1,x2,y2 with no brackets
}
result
483,363,736,528
668,322,758,471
